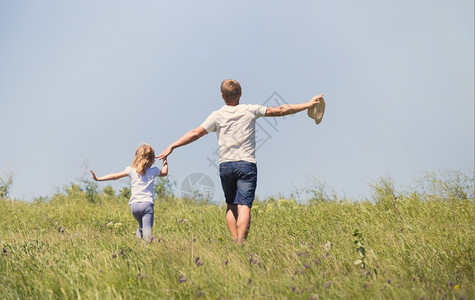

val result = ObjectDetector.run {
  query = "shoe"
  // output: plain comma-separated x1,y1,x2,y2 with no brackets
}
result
307,97,325,125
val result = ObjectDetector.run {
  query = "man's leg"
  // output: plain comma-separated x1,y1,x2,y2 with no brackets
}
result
234,162,257,243
226,204,239,241
236,204,251,243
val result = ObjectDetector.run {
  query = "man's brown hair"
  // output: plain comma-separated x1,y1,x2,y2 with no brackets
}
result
220,79,242,102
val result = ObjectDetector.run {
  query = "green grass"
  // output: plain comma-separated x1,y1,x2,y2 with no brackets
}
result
0,176,474,299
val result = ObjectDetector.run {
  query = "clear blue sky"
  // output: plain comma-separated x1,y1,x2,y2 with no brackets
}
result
0,1,473,202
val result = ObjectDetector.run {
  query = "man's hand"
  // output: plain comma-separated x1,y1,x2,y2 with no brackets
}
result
309,94,324,107
157,146,173,161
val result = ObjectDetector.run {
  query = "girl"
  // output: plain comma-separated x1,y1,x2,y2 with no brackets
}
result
90,143,168,240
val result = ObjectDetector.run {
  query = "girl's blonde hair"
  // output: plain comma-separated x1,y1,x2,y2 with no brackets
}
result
131,144,155,175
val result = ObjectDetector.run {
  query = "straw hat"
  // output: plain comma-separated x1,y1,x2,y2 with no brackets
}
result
307,97,325,125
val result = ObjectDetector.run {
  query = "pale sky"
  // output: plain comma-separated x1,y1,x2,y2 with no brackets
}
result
0,1,473,202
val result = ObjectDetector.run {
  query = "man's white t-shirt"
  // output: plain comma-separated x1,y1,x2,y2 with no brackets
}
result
200,104,268,164
125,166,161,204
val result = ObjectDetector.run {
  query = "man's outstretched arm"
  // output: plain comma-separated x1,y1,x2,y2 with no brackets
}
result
265,94,323,117
157,126,208,160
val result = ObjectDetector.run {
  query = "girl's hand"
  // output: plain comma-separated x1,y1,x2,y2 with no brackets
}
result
90,170,98,181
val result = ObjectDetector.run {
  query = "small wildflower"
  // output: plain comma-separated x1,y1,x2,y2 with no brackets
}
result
112,253,117,259
387,279,391,284
459,295,467,300
363,282,370,289
119,249,127,259
196,290,205,298
178,274,187,283
454,284,459,290
313,258,319,264
296,251,307,257
195,256,203,266
304,264,310,269
412,277,417,282
324,282,331,288
323,241,332,251
150,236,155,242
224,259,229,265
248,253,260,265
2,247,7,254
291,286,296,292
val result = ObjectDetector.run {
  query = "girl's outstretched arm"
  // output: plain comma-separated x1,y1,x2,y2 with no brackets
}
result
90,170,128,181
159,158,168,177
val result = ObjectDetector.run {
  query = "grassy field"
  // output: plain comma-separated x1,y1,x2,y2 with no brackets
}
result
0,173,473,299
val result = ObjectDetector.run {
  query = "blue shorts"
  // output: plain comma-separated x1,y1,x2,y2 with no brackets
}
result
219,161,257,207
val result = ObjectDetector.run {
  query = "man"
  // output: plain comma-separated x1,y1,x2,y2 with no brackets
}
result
158,79,323,243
